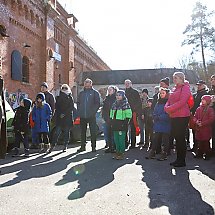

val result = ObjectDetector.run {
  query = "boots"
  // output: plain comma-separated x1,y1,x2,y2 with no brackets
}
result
157,151,167,161
145,149,155,159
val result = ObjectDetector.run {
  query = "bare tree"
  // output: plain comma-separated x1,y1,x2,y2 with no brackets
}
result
182,2,215,80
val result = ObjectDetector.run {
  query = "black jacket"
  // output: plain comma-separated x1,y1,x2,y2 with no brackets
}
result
55,91,74,128
44,91,56,113
125,87,141,115
191,88,208,115
102,93,116,123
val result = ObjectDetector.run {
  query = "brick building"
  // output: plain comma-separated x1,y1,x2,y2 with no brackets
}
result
0,0,110,107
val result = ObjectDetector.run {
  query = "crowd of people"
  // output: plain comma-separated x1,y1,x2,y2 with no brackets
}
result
1,72,215,169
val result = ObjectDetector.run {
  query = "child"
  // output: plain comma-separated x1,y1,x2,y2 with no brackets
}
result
146,88,171,160
12,98,32,157
193,95,215,160
143,98,154,149
110,90,132,160
32,93,52,153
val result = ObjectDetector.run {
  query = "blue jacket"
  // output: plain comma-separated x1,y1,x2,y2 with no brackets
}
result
153,98,171,134
32,93,52,133
77,88,100,118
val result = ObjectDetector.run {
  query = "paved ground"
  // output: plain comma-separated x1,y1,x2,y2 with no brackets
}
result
0,137,215,215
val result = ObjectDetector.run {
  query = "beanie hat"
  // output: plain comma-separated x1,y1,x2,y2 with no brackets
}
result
23,98,32,110
36,92,45,102
142,88,148,94
160,77,170,86
201,95,212,105
41,82,48,88
117,90,125,98
147,98,153,103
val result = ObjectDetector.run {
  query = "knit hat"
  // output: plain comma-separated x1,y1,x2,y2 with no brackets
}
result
201,95,212,105
142,88,148,94
160,77,170,86
23,98,32,110
36,92,45,101
41,82,48,88
147,98,153,103
116,90,125,98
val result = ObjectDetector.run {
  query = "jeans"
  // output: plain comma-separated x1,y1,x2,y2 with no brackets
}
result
52,126,71,147
171,117,189,163
103,122,114,149
80,117,97,149
138,117,145,143
31,127,39,145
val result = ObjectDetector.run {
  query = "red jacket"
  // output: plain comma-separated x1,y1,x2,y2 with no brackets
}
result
194,105,215,141
164,81,191,118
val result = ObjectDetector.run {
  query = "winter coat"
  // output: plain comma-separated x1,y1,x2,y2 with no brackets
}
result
102,93,116,123
193,105,215,141
125,87,142,115
0,77,7,159
153,98,171,134
77,88,100,119
12,99,32,134
32,98,52,133
55,91,74,128
143,107,153,128
191,88,208,115
110,98,132,131
44,91,56,113
164,81,191,118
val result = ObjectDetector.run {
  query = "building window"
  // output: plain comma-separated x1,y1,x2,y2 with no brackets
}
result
11,50,22,81
22,56,29,83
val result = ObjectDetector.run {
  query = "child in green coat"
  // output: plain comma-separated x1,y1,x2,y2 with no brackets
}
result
110,90,132,160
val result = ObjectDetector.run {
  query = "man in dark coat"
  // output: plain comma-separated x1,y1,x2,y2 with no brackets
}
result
0,76,7,174
190,80,208,152
209,75,215,155
41,82,56,113
124,79,142,149
77,78,100,152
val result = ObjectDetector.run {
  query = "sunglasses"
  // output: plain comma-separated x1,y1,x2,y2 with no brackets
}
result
62,87,68,90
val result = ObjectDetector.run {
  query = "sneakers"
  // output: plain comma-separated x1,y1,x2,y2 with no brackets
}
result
145,149,155,159
157,152,167,161
77,147,86,153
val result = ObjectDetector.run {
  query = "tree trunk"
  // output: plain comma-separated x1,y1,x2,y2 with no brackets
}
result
200,28,208,80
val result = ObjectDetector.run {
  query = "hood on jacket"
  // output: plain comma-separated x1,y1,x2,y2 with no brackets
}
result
23,98,32,110
36,92,45,102
201,95,212,105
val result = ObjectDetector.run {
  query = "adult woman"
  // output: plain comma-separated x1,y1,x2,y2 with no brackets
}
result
102,85,118,153
165,72,191,167
49,84,74,152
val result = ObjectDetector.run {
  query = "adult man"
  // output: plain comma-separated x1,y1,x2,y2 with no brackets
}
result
0,76,7,174
190,80,208,152
40,82,55,113
124,79,142,149
209,75,215,155
77,79,100,152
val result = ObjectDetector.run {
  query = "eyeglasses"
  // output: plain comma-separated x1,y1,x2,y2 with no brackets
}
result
62,87,68,90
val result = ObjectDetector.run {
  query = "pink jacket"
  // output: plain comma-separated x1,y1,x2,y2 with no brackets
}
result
193,105,215,141
164,81,191,118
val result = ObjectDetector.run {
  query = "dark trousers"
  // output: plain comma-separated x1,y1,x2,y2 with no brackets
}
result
128,116,136,146
38,132,49,144
14,131,29,150
171,117,189,163
145,123,153,146
212,122,215,153
152,132,169,152
52,126,71,147
80,117,97,149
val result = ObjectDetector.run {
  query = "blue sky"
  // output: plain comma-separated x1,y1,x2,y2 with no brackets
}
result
58,0,215,70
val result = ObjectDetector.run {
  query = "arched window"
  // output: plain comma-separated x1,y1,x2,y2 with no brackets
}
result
11,50,22,81
22,56,29,83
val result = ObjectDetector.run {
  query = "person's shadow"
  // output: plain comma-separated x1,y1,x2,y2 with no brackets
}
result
136,150,215,215
55,150,135,200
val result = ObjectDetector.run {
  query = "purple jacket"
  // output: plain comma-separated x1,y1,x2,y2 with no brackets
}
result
164,81,191,118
